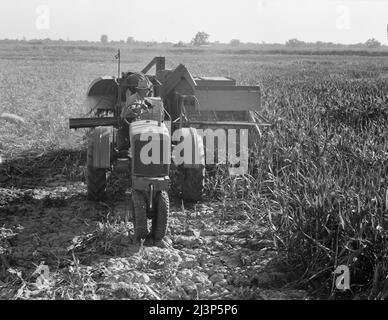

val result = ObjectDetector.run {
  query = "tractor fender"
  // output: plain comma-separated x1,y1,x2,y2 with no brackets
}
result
172,127,205,168
85,77,118,114
90,126,112,169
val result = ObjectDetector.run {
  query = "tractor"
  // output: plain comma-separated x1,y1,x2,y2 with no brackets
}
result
69,55,266,243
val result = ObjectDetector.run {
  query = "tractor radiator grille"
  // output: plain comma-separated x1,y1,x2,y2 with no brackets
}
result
132,137,169,177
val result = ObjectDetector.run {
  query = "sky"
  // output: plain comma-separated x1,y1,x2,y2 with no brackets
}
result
1,0,388,44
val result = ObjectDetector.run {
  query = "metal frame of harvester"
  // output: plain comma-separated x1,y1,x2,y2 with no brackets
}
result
69,56,268,243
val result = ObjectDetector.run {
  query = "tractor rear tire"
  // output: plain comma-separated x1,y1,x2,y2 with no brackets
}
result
87,129,107,201
151,191,170,241
182,166,205,203
132,190,148,242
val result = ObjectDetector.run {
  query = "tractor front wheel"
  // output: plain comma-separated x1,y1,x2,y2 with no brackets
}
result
151,191,170,241
132,190,148,242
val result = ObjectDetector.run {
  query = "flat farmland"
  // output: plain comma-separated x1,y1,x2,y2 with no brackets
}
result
0,43,387,299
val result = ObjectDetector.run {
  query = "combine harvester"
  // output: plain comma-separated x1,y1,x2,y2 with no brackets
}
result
69,56,268,243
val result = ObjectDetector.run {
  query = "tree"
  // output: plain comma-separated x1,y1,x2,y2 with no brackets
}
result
100,34,108,44
286,38,304,47
230,39,241,47
365,38,381,49
191,32,210,46
126,36,135,45
174,41,186,48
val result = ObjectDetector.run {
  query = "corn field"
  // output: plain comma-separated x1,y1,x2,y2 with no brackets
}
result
210,63,388,298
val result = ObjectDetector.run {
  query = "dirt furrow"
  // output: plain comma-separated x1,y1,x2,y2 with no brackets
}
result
0,163,306,300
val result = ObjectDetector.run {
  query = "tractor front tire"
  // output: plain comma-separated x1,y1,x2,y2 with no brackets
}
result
132,190,148,242
151,191,170,241
182,166,205,203
87,130,107,201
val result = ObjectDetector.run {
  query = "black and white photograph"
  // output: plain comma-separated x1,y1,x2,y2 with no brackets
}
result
0,0,387,307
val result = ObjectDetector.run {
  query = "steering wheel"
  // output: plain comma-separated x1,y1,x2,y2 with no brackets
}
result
122,103,149,125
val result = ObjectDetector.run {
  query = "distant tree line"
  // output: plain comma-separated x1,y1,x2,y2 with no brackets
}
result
1,32,385,50
97,33,386,49
285,38,382,49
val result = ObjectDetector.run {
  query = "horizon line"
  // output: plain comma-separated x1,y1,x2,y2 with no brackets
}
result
0,37,386,47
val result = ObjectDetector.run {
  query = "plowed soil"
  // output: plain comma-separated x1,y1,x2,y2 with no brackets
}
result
0,150,307,300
